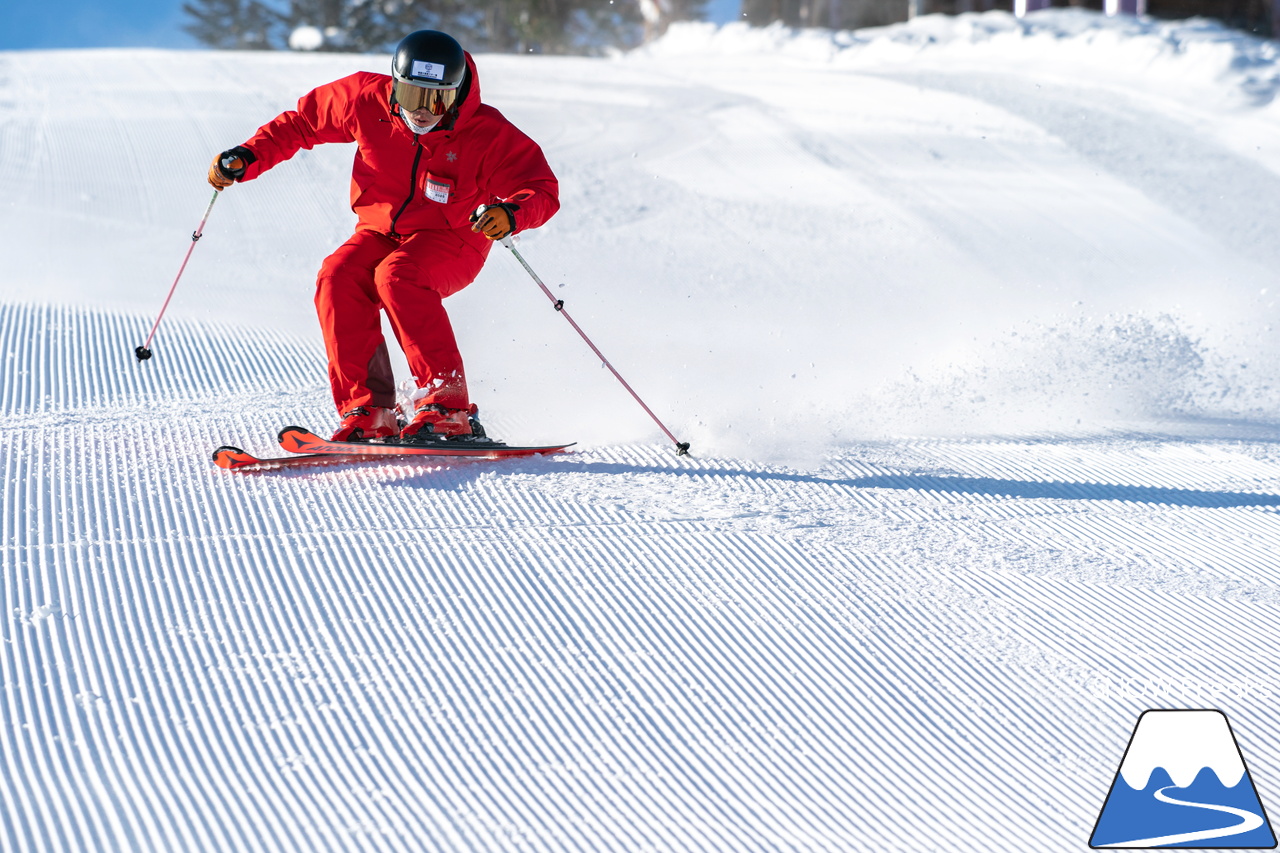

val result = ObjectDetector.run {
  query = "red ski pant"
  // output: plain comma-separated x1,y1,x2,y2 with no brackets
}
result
314,229,487,415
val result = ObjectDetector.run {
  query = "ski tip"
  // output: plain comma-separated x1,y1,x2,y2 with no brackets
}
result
278,425,312,442
212,446,256,469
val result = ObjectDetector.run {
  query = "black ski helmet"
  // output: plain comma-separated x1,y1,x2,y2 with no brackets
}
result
392,30,466,90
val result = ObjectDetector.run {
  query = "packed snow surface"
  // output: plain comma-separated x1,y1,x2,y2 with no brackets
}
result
4,10,1280,852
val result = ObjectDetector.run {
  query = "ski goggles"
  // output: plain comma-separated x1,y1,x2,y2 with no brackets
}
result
394,80,459,116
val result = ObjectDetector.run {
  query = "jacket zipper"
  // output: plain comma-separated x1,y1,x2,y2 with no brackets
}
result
389,138,424,238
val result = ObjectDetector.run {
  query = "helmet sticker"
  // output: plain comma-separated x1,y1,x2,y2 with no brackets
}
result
411,60,446,81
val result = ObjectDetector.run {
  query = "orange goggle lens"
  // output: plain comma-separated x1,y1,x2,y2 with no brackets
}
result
394,81,458,116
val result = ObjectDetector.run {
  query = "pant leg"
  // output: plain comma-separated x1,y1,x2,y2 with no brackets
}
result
374,231,487,410
315,230,399,413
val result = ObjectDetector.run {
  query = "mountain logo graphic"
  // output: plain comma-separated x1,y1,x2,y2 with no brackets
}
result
1091,709,1276,848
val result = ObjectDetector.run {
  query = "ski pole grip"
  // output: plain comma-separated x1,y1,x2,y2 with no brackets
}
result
216,147,252,182
220,156,244,179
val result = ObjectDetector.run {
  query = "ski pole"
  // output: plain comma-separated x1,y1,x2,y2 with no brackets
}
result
501,236,690,456
135,189,221,361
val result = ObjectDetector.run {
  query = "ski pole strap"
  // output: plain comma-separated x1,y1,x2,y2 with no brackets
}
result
502,239,690,456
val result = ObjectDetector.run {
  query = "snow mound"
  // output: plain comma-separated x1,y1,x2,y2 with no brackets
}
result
643,11,1280,105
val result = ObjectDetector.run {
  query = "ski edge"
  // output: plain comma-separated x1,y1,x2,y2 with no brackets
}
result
277,426,575,459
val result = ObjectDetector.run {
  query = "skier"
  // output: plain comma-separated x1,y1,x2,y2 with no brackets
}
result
207,30,559,441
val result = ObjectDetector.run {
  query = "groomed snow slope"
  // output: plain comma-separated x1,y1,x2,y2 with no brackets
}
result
4,11,1280,851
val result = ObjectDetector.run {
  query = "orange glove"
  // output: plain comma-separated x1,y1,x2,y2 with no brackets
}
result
207,147,252,190
470,204,516,240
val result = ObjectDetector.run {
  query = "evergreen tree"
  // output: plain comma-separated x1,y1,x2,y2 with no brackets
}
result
183,0,671,54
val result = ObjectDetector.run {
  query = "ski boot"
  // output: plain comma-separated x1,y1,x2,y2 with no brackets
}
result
331,406,400,441
400,402,485,442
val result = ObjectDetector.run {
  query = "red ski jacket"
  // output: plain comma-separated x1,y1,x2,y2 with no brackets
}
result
236,53,559,258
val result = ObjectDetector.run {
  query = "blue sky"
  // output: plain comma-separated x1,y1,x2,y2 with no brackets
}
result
5,0,202,49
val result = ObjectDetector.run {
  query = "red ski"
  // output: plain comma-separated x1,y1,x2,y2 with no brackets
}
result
277,426,574,460
212,445,373,470
213,428,573,471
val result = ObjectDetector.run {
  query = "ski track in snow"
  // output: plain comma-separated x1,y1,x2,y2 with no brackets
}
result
5,303,1280,851
5,15,1280,852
